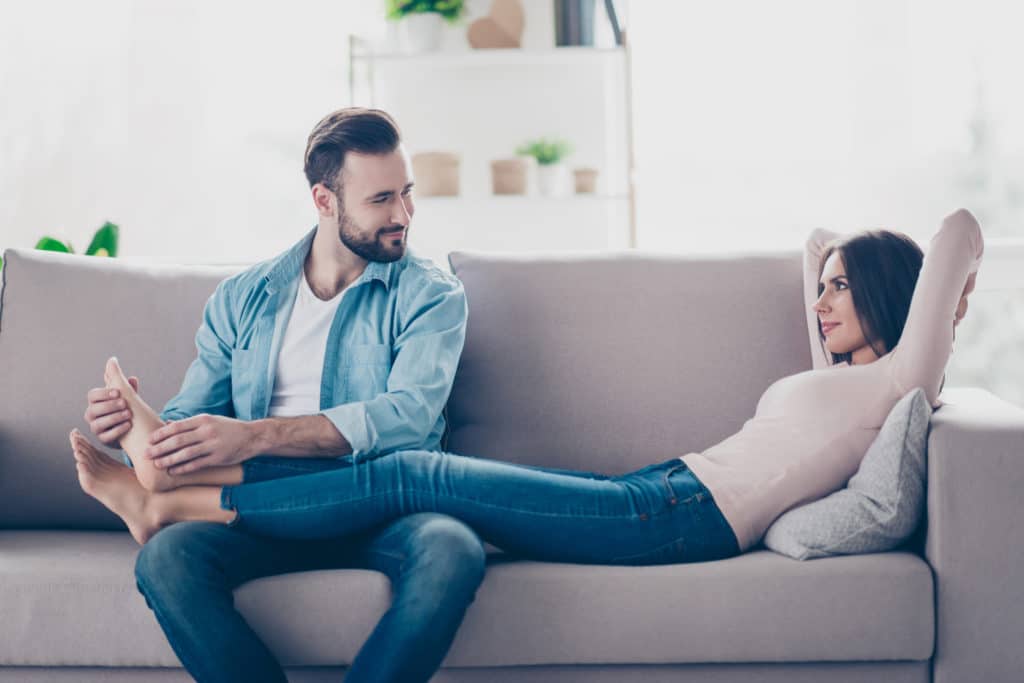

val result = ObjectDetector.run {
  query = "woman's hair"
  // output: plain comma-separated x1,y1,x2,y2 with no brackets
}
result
817,230,924,365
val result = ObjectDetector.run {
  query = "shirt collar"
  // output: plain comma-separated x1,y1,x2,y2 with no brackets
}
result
264,226,398,293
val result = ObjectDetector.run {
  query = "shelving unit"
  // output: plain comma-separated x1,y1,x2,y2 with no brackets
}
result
347,33,636,267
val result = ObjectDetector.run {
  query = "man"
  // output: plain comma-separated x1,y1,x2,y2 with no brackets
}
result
82,107,485,682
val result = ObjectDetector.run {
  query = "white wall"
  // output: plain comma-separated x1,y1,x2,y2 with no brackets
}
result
1,0,378,264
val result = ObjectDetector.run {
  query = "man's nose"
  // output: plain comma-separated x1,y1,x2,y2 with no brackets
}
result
391,197,412,225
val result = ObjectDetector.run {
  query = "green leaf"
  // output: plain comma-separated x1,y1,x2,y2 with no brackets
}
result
85,221,119,257
516,138,573,165
35,237,74,253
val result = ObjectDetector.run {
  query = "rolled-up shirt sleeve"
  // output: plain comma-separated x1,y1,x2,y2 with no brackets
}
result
319,272,467,459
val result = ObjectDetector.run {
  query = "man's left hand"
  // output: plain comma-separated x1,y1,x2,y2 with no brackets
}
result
147,414,258,475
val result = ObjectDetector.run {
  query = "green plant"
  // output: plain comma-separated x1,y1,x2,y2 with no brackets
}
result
386,0,465,24
0,221,119,272
516,138,573,165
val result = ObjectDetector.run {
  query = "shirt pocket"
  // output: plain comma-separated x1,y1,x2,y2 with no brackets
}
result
344,343,393,401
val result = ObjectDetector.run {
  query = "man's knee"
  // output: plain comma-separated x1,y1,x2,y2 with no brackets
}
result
403,513,486,587
134,522,220,597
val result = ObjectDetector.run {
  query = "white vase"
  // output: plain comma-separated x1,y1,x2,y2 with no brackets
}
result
537,163,571,197
400,13,445,53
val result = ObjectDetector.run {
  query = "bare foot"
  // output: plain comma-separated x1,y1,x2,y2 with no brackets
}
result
70,428,162,544
103,357,179,493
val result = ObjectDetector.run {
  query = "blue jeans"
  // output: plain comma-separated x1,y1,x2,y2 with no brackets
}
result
221,452,740,566
135,456,485,683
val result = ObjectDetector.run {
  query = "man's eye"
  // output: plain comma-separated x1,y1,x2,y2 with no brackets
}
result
373,197,388,204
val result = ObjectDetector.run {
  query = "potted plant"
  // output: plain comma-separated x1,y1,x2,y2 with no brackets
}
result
0,221,119,273
517,137,573,197
386,0,465,53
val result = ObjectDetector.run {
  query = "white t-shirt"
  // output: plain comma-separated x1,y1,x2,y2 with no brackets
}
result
267,273,352,418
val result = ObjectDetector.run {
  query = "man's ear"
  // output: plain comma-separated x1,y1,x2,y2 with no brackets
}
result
311,183,337,217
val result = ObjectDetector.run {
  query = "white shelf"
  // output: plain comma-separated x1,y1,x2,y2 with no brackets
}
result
415,193,629,203
352,47,625,68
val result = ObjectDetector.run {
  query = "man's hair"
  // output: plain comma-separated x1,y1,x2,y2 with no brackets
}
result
303,108,402,193
816,229,924,365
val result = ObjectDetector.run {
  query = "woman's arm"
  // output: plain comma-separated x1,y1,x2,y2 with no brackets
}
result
892,209,985,404
803,228,842,370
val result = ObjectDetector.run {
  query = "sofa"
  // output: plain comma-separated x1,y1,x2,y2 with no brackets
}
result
1,244,1022,682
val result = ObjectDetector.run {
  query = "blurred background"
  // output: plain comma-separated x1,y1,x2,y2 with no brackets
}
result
2,0,1022,405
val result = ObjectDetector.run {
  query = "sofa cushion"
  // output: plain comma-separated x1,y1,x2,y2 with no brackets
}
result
446,251,811,474
0,248,240,529
764,388,931,560
0,530,934,667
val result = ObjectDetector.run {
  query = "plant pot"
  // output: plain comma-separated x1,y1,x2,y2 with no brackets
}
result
537,162,571,197
399,13,445,53
491,157,535,195
573,167,599,194
412,152,461,197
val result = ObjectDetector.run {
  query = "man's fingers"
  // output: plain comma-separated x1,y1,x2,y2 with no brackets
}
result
90,409,132,435
168,455,214,476
97,421,131,447
154,443,209,471
149,417,200,445
84,398,128,422
87,387,119,403
147,430,204,460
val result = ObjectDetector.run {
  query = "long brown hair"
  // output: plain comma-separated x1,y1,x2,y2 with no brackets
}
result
817,230,924,365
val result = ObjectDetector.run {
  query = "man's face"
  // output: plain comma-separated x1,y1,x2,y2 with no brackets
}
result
333,149,415,263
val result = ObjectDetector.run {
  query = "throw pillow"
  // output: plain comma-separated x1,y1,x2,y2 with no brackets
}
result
763,388,931,560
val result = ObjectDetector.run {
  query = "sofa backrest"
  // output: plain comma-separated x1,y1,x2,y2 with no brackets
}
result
446,251,812,474
0,246,812,530
0,248,240,529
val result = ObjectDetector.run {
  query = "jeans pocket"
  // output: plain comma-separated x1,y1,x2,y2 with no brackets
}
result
661,461,707,506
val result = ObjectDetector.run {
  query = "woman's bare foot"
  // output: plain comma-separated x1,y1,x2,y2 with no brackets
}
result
70,429,162,545
103,357,180,493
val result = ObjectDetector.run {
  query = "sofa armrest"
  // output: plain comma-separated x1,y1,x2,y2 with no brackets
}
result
926,387,1024,683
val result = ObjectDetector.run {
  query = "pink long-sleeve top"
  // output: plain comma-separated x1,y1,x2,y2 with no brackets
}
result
680,209,985,552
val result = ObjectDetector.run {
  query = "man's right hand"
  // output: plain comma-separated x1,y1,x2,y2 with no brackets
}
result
84,376,139,448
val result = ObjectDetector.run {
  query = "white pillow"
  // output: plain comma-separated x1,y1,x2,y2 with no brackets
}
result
763,388,931,560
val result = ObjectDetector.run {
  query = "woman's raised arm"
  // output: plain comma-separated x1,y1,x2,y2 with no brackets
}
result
891,209,985,405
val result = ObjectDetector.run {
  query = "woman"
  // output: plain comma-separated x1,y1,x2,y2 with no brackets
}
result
70,208,983,565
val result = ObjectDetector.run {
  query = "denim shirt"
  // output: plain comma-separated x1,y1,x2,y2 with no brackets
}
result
159,227,467,459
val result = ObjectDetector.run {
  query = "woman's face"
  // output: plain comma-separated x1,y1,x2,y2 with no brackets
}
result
814,252,882,365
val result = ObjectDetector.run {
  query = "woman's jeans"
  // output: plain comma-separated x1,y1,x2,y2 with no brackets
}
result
222,452,740,565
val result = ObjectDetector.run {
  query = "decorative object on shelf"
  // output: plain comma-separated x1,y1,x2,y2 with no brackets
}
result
0,221,119,272
412,151,461,197
517,137,573,197
467,0,525,49
573,167,599,194
490,157,535,195
386,0,466,53
554,0,596,46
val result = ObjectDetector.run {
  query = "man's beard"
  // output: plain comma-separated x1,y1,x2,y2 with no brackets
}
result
337,207,408,264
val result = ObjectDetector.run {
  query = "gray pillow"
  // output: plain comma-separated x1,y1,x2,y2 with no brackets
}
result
763,388,932,560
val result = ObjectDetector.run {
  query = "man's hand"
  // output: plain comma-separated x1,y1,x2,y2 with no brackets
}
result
84,376,140,447
146,414,258,475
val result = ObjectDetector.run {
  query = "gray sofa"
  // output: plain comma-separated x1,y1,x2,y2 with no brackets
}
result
1,245,1022,682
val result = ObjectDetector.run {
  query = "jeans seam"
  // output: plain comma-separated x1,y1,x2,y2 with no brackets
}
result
135,574,211,681
232,488,642,522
